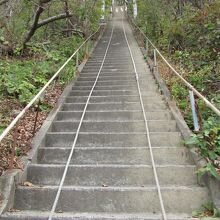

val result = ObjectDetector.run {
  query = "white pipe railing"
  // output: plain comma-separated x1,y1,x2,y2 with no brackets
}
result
0,26,102,143
128,16,220,118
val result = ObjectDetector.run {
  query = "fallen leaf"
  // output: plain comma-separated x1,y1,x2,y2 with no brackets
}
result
23,181,35,187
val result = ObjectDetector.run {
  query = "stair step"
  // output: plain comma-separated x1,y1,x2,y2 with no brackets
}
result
62,103,142,111
85,64,134,68
45,132,182,148
51,121,177,133
81,71,137,74
66,95,166,105
72,85,138,91
79,73,137,77
69,90,140,96
56,111,172,121
27,164,197,186
37,147,193,165
77,76,138,81
1,211,213,220
63,102,166,110
77,76,155,82
74,80,137,86
13,186,209,213
83,65,133,69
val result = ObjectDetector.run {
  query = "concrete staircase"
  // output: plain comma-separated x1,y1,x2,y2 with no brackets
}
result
0,10,210,220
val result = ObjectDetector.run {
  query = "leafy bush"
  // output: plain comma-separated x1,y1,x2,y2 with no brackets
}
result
134,0,220,178
186,117,220,179
192,202,220,217
0,34,83,104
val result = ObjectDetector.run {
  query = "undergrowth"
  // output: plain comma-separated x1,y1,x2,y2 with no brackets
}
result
0,34,85,174
192,202,220,217
134,0,220,179
0,35,83,104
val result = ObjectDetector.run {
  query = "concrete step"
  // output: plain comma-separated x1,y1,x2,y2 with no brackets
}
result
72,85,138,91
77,78,156,86
62,101,166,111
13,186,209,213
74,80,137,86
82,67,133,72
84,66,135,71
1,211,208,220
69,90,140,96
27,164,198,186
56,111,172,121
37,147,193,165
77,74,135,82
44,132,182,148
79,72,136,77
81,70,138,75
65,95,165,104
62,103,142,111
90,56,131,59
77,76,136,81
78,73,153,78
51,121,177,133
87,60,144,64
91,58,132,61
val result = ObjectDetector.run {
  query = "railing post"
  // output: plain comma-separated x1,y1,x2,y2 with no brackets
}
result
76,49,80,76
145,39,149,55
154,49,157,67
9,115,18,170
189,90,200,132
76,50,79,69
86,41,89,58
32,99,41,136
84,41,89,60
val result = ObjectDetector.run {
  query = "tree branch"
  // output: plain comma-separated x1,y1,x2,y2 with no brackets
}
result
61,28,85,37
37,13,73,28
23,0,74,49
23,5,45,48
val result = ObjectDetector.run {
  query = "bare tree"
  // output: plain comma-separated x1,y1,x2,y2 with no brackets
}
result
23,0,74,48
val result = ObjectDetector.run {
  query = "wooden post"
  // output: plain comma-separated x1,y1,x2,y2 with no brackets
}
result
32,99,41,136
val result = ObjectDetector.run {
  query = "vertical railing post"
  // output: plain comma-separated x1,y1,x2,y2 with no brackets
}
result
76,49,80,76
85,41,89,59
145,39,149,55
32,99,41,136
9,123,18,170
189,90,200,132
153,49,157,67
101,0,105,21
76,50,79,69
133,0,138,19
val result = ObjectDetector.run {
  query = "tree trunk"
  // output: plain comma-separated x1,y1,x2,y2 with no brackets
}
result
22,0,74,49
22,4,44,49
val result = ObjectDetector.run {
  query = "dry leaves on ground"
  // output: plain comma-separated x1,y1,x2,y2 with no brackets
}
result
0,84,63,176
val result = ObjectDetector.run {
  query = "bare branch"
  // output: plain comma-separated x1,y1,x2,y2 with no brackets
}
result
61,28,85,37
37,13,73,28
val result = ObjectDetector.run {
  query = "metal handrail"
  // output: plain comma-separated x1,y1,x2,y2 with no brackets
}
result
128,16,220,119
0,25,102,143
